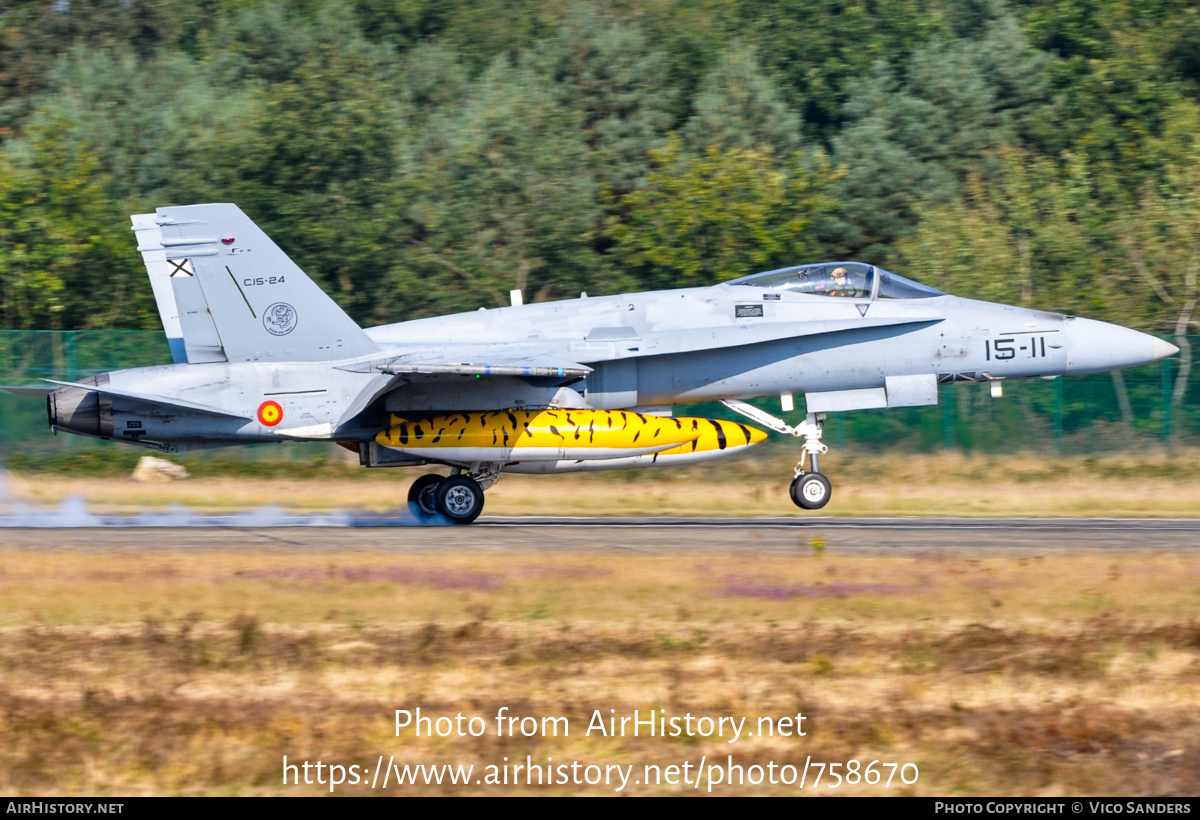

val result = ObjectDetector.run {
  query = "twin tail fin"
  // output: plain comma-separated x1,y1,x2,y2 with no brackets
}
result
131,204,379,364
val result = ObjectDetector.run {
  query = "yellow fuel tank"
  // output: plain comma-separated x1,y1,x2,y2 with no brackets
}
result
502,417,769,473
653,417,768,456
375,408,760,463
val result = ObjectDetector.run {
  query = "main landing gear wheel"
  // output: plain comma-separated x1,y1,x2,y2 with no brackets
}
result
407,473,443,517
435,475,485,525
790,472,832,510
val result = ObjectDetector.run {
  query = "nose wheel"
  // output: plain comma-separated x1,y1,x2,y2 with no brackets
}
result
719,401,833,511
790,472,831,509
790,413,831,510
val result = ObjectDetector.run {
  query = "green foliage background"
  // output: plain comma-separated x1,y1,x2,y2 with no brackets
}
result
1,0,1199,338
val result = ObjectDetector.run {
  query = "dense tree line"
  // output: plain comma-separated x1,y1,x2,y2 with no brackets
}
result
0,0,1198,340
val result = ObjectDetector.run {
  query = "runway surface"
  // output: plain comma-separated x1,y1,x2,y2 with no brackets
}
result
1,516,1198,553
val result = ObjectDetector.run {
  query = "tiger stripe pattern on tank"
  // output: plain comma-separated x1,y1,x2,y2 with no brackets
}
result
650,417,768,458
376,409,703,452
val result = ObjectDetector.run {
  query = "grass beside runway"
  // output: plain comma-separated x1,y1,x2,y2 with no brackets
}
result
4,449,1200,518
1,546,1199,795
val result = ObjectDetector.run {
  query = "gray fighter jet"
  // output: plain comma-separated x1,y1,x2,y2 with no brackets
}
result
36,204,1178,523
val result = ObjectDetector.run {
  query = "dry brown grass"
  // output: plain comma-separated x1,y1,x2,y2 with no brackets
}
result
6,449,1200,517
2,546,1199,795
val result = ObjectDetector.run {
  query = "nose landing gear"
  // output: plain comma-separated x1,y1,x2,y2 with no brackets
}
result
789,414,831,509
791,472,831,509
720,400,832,511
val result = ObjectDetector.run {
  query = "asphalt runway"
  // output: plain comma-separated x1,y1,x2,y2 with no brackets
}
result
1,516,1198,553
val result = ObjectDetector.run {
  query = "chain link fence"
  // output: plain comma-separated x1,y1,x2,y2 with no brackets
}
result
1,330,1197,462
1,330,172,457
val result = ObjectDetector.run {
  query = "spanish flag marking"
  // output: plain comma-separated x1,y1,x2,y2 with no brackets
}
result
257,401,283,427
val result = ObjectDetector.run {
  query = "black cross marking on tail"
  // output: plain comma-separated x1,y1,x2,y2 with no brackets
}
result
168,258,193,277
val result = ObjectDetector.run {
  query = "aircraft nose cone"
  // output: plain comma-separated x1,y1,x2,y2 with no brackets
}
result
1063,318,1177,374
1153,337,1180,361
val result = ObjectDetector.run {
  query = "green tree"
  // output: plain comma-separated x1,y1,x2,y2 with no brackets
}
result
0,0,215,118
824,14,1050,261
0,117,152,329
895,145,1114,318
529,6,676,195
1114,128,1200,420
1021,1,1200,199
194,3,402,323
395,42,473,128
17,46,254,204
388,56,600,319
607,137,836,290
682,42,804,157
725,0,949,140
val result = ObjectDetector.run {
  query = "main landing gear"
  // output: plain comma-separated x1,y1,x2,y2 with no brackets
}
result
720,401,832,511
407,463,501,525
407,474,443,517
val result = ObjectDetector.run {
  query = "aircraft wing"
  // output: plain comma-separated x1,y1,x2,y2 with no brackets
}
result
380,357,591,378
40,379,252,420
331,350,591,430
342,349,592,379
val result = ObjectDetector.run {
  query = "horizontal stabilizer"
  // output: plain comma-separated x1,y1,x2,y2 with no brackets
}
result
41,379,250,420
1,386,54,398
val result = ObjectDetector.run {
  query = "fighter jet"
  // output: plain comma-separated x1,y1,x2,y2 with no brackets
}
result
35,204,1179,524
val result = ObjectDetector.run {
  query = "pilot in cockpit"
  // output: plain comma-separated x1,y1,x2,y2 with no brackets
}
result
828,266,852,296
797,264,858,297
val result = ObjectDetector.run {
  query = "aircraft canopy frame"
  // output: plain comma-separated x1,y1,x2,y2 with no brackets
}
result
725,262,945,300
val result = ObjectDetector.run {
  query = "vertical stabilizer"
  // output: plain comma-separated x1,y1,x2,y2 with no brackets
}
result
134,204,380,363
131,213,190,363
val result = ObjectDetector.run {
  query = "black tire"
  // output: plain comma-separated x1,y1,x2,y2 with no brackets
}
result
407,473,443,517
790,473,832,510
435,475,485,525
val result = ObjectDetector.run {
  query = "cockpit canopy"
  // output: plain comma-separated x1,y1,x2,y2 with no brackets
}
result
725,262,944,300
